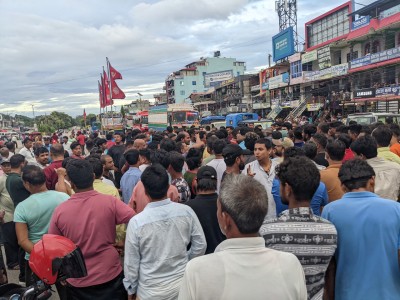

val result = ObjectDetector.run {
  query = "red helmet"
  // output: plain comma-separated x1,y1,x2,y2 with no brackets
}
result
29,234,87,284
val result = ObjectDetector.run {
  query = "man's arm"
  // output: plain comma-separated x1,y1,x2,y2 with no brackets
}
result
114,197,135,224
48,210,62,235
15,222,34,254
177,263,195,300
123,221,140,296
188,210,206,259
324,257,336,300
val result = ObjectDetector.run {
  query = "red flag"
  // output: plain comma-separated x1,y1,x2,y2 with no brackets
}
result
83,109,87,121
109,62,123,80
103,71,113,106
111,79,126,99
98,81,105,108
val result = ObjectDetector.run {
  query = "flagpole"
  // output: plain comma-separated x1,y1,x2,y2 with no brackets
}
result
101,71,108,129
106,58,114,127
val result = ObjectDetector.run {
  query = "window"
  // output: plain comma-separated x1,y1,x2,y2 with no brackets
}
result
364,43,371,55
372,40,380,53
302,62,313,71
180,91,185,95
180,81,184,86
192,81,196,85
346,51,359,62
290,61,302,78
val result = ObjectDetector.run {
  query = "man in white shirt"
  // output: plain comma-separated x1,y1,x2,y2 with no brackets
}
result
124,164,206,300
242,138,279,219
206,139,226,193
18,138,35,164
178,174,307,300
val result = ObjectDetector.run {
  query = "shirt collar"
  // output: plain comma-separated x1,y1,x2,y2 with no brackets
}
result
341,191,376,199
281,207,313,217
145,198,171,209
215,237,265,252
327,163,342,169
377,147,390,152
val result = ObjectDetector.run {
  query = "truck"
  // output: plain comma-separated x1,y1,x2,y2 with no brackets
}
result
148,104,199,131
225,113,258,128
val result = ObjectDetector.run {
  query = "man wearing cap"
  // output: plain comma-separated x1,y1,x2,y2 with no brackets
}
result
186,166,225,254
221,144,245,182
271,138,284,162
18,138,35,164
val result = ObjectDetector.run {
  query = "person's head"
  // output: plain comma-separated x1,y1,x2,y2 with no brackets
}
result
6,142,15,153
303,141,318,160
358,125,372,138
141,164,169,201
276,156,320,205
212,139,227,156
371,126,392,147
237,127,252,142
66,159,94,191
62,136,68,144
206,136,218,155
348,124,362,141
160,139,176,152
85,157,103,179
175,141,189,154
339,159,375,192
10,154,26,171
0,147,9,159
23,138,33,149
293,127,303,141
100,154,114,171
133,139,147,150
49,143,65,159
138,148,151,166
329,121,342,136
350,135,377,159
326,140,346,162
254,138,273,163
303,124,317,141
0,160,11,174
218,174,268,236
124,149,140,166
168,151,185,174
114,133,125,144
96,138,107,151
310,133,328,152
70,142,82,157
196,166,217,193
389,124,400,145
21,165,46,192
186,148,203,170
337,133,352,149
34,147,49,166
222,144,245,171
176,132,191,145
106,133,113,141
283,146,305,160
244,131,260,152
43,136,50,146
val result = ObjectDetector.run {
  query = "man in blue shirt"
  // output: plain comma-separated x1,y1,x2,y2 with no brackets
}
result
322,159,400,300
120,149,142,204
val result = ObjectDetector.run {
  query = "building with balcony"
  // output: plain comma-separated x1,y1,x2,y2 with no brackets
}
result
165,54,246,104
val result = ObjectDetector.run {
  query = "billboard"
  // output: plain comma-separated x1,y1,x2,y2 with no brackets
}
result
272,27,295,62
204,70,233,87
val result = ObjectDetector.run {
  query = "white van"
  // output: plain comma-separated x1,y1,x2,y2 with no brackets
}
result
346,113,400,125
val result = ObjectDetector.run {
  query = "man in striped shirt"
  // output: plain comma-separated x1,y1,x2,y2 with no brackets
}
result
260,156,337,300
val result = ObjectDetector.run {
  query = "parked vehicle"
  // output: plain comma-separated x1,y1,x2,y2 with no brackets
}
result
238,119,274,129
225,113,258,128
148,104,199,131
200,115,225,125
346,113,400,125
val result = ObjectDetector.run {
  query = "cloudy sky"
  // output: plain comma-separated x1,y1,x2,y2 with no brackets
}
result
0,0,372,117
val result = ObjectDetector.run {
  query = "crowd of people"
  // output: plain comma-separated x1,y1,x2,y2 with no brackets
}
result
0,120,399,300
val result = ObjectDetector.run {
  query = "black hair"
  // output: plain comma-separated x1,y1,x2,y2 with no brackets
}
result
337,134,352,148
5,142,15,151
150,149,170,169
50,144,64,157
70,141,81,151
168,151,184,173
276,156,320,202
348,120,358,125
85,140,94,149
22,165,46,185
348,124,362,135
372,126,392,147
303,142,317,159
186,148,202,170
197,177,217,191
326,140,346,161
214,131,226,140
175,141,185,154
283,122,293,130
176,132,187,143
34,147,49,157
339,159,375,191
205,125,211,131
212,139,227,155
10,154,26,168
303,124,317,139
160,139,176,152
23,137,32,145
106,133,113,141
312,133,328,149
293,127,303,140
283,147,305,159
254,138,273,150
96,138,107,147
198,131,207,140
135,133,147,140
360,125,372,135
85,156,103,179
147,141,160,150
62,157,74,168
238,127,252,136
389,124,400,137
141,164,169,199
206,136,219,151
166,126,173,133
139,148,151,162
350,135,377,159
124,149,140,166
244,133,260,151
318,123,329,134
329,121,342,129
114,132,125,142
337,125,349,134
66,159,94,189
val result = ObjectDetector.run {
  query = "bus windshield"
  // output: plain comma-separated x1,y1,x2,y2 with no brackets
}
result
187,111,198,122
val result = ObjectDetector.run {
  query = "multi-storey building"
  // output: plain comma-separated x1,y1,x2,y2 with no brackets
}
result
165,54,246,104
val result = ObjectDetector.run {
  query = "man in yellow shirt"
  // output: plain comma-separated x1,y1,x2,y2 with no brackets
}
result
372,126,400,164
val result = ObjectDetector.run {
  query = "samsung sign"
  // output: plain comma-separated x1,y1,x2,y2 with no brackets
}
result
352,16,370,30
354,88,376,99
272,27,295,62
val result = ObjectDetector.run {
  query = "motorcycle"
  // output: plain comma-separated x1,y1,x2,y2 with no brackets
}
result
0,234,87,300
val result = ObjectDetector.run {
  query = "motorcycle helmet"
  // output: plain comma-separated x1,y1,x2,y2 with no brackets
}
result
29,234,87,285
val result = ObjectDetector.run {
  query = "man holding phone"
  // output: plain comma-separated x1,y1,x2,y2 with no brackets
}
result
242,138,278,220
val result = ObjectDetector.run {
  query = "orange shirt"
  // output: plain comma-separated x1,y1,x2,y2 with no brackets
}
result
320,164,344,202
390,143,400,157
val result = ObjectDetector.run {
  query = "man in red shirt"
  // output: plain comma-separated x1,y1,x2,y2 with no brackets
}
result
44,144,65,190
49,159,134,300
76,131,86,154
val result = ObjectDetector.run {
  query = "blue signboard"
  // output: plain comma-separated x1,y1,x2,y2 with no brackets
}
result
376,85,400,97
352,16,370,30
272,27,295,62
